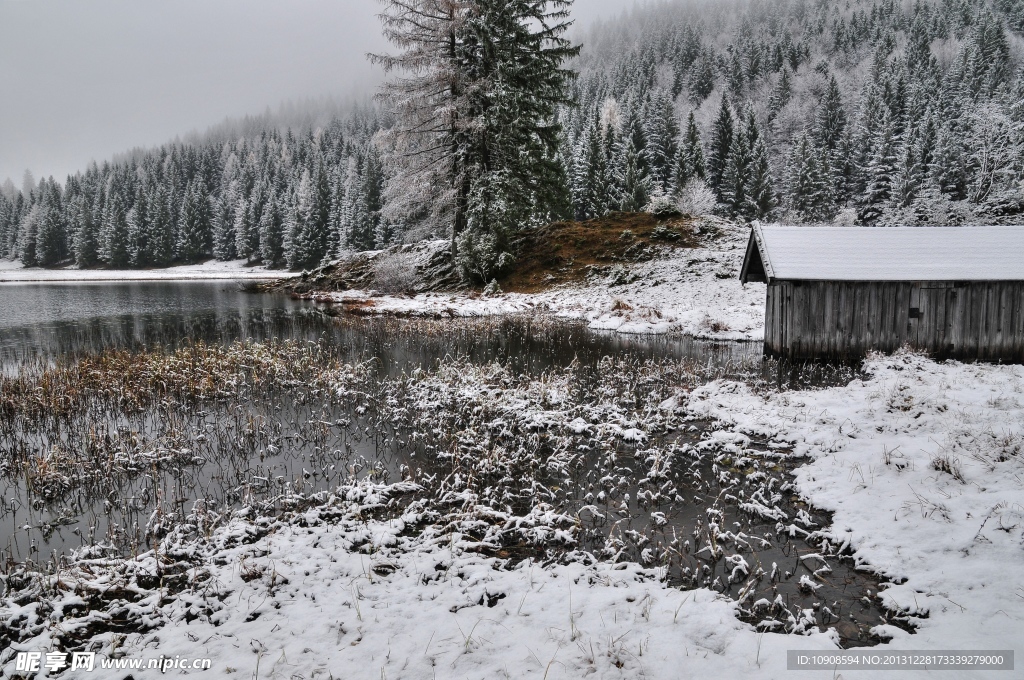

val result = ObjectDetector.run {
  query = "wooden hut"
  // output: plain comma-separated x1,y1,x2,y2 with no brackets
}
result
739,225,1024,362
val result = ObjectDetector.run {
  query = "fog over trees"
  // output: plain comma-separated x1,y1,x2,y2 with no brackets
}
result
1,0,1022,272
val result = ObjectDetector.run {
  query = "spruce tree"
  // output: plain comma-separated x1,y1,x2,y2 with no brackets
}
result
861,112,900,223
746,136,777,219
815,75,848,152
688,51,716,104
768,68,792,121
642,89,680,192
17,204,40,267
285,166,331,270
708,96,735,199
674,111,706,190
102,188,131,268
615,133,650,212
720,128,752,219
212,194,237,261
127,186,151,267
0,194,10,259
233,195,255,261
931,124,968,200
789,135,832,222
149,185,175,267
583,120,609,218
176,181,212,264
36,180,68,267
73,191,100,268
259,190,285,267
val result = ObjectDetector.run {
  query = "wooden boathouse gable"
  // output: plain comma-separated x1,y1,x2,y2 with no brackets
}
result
739,225,1024,361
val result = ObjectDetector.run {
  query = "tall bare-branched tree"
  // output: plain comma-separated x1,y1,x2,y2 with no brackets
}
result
371,0,578,280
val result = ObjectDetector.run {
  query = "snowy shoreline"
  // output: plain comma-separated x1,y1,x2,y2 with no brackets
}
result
303,218,770,341
0,259,300,283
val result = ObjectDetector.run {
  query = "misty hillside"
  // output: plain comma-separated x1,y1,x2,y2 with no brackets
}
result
1,0,1022,271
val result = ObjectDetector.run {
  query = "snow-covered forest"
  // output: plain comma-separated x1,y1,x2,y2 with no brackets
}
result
1,0,1022,272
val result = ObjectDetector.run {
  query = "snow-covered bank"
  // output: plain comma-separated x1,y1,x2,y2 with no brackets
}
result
0,259,299,282
0,486,835,680
308,218,767,340
686,350,1024,676
3,350,1020,679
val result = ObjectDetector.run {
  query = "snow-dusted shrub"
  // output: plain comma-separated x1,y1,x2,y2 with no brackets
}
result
482,279,503,297
644,190,681,217
675,179,719,216
832,207,857,226
371,251,419,293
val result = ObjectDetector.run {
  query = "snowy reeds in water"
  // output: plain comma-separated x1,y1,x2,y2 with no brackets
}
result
0,335,895,645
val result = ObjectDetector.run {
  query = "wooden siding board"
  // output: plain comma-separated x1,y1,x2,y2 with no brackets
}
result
763,279,1024,363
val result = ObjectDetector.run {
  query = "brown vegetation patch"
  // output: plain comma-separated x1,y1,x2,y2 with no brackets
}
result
258,212,704,298
500,212,701,293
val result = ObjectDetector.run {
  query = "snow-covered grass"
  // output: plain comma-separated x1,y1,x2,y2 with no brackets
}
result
310,218,767,340
3,348,1021,678
0,259,299,282
687,349,1024,676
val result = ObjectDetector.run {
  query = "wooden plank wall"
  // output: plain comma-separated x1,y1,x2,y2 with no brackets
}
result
764,280,1024,362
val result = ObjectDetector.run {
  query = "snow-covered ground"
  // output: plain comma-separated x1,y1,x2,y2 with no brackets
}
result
0,259,299,282
311,218,768,340
4,350,1020,679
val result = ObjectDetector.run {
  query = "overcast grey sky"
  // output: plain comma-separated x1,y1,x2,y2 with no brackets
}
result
0,0,629,186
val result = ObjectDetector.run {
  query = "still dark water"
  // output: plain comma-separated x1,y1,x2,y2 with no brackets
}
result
0,281,320,364
0,281,758,370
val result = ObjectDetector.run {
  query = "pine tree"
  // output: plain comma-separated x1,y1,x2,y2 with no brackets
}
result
36,180,68,267
176,181,212,263
746,136,777,219
688,51,716,104
212,194,237,261
642,89,680,193
259,190,285,267
127,186,151,267
720,128,752,218
674,111,706,190
102,188,131,268
708,96,735,199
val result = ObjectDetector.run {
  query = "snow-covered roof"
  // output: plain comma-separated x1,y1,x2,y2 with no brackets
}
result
740,224,1024,283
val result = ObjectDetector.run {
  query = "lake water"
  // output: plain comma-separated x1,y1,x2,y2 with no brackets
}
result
0,281,759,370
